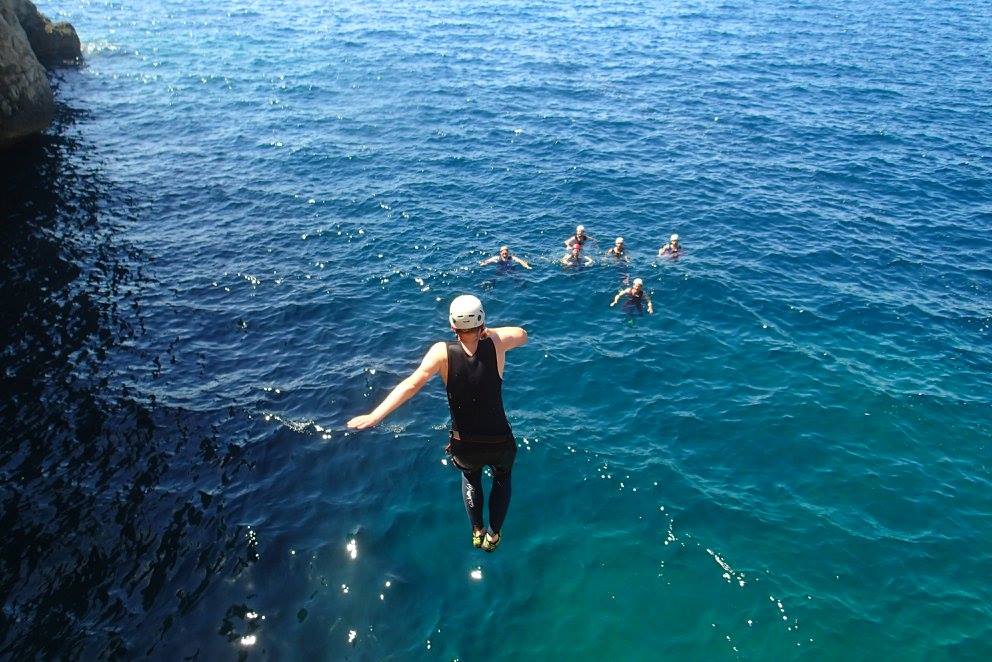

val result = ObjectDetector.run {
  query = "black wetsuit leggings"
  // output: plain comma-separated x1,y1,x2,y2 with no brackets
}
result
447,438,517,534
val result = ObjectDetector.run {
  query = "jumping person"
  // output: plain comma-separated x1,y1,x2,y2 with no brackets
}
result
610,278,654,314
561,244,594,267
564,225,590,249
658,233,681,257
346,295,527,552
480,245,532,270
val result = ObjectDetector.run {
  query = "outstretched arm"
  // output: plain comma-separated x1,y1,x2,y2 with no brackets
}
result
610,289,628,307
480,255,499,265
583,255,594,266
488,326,528,351
645,292,654,314
347,342,445,430
513,256,532,269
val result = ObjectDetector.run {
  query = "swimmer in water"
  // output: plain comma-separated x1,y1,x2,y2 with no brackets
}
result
564,224,590,249
606,236,628,261
561,244,594,267
480,245,532,270
658,233,681,257
610,277,654,314
347,295,527,552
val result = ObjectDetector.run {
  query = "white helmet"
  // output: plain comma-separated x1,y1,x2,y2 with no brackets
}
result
449,294,485,330
576,224,585,233
633,278,643,287
615,236,624,244
670,233,679,242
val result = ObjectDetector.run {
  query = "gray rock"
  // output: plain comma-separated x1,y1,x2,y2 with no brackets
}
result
0,0,54,147
13,0,80,67
0,0,80,148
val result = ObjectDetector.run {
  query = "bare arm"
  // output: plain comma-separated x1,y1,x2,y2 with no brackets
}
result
658,245,670,256
512,256,532,269
480,255,499,265
645,292,654,314
347,342,445,430
610,288,629,307
488,326,528,351
583,255,594,266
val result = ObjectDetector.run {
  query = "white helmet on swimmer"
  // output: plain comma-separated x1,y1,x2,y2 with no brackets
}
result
633,278,643,286
670,233,679,242
576,224,585,233
616,236,624,244
449,294,485,330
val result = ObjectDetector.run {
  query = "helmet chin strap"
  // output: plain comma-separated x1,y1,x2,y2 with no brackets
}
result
453,325,485,338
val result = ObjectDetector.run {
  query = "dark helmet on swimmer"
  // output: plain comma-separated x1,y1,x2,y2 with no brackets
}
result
449,294,485,329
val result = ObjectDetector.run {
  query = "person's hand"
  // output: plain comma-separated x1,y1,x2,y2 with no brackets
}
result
610,301,616,307
347,414,380,430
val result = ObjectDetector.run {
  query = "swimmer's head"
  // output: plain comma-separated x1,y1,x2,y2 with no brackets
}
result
499,245,510,257
576,225,586,236
632,278,643,289
670,233,679,243
615,237,624,246
449,294,486,331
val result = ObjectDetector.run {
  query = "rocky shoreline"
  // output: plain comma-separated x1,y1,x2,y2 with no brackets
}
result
1,0,81,148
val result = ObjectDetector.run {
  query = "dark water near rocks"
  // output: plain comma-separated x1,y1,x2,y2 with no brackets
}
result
2,0,991,658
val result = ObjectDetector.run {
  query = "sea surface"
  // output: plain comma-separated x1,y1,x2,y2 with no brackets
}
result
2,0,991,658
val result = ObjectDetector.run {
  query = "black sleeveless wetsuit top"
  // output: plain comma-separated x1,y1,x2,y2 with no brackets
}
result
625,289,644,311
446,337,513,442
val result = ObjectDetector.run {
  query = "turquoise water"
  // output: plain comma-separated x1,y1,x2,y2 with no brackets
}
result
3,0,991,658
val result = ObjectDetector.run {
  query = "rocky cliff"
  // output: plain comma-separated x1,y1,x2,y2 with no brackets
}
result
1,0,80,148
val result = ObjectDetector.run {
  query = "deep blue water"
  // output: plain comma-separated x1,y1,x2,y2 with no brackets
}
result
2,0,991,658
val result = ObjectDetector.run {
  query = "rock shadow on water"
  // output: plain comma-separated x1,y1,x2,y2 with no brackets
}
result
1,104,261,659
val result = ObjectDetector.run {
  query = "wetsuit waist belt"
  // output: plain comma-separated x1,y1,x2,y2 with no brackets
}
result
450,431,514,444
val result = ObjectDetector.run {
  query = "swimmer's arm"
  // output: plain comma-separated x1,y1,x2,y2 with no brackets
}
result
479,255,499,265
346,342,445,430
489,326,528,351
645,292,654,314
560,255,571,265
564,236,575,248
583,256,594,266
512,256,532,269
658,245,670,256
610,289,629,307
